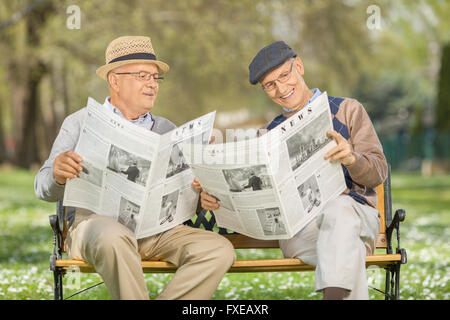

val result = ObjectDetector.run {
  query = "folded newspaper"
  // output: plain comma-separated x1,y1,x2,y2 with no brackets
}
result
63,97,216,239
180,92,347,240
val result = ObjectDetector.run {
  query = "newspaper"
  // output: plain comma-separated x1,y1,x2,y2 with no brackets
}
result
180,92,346,240
63,97,216,239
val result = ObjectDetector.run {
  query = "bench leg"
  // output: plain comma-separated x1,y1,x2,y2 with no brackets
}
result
394,263,401,300
384,268,391,300
384,263,401,300
54,268,64,300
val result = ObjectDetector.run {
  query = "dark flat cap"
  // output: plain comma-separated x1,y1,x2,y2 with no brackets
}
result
249,41,297,85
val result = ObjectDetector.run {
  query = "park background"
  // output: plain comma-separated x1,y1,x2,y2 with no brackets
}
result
0,0,448,300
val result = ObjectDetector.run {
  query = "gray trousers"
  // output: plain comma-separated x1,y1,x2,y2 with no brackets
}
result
279,195,381,300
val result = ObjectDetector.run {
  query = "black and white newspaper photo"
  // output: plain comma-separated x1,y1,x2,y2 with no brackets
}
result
297,174,322,214
256,207,287,237
159,190,179,225
286,110,332,172
77,160,103,188
181,92,347,240
117,197,140,233
107,144,151,187
166,144,190,179
222,164,273,192
63,97,216,239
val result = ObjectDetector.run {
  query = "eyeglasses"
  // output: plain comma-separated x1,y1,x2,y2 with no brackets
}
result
114,71,164,83
261,59,295,92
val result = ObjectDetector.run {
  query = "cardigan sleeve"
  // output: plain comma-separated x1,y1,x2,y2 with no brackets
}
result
339,98,388,188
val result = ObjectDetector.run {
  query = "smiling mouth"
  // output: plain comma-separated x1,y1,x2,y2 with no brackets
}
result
280,88,294,99
143,93,154,97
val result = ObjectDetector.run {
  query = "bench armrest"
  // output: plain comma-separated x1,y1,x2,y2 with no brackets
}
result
386,208,407,264
49,206,64,271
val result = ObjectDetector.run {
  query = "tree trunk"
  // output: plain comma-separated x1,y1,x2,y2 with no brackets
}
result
15,61,46,167
11,1,54,168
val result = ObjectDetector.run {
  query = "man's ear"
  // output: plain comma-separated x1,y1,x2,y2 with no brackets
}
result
294,56,305,76
108,72,120,92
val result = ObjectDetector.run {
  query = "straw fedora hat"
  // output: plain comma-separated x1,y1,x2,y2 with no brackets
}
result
96,36,169,80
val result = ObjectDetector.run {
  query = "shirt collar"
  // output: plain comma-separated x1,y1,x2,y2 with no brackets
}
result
282,88,322,113
103,97,153,125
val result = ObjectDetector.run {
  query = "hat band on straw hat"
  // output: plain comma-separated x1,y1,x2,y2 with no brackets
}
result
96,36,170,80
109,52,157,64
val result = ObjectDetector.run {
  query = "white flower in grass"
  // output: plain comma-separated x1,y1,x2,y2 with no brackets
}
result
225,288,236,298
218,277,230,289
7,287,23,293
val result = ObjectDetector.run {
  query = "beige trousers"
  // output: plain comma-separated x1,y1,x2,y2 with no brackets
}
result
66,209,236,300
279,195,381,300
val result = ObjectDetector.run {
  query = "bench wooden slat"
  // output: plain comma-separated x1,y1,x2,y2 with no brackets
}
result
55,254,402,274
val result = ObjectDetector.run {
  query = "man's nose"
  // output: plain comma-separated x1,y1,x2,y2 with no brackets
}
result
145,78,157,88
275,80,289,94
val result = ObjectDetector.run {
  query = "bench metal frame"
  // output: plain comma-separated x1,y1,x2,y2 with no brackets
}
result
49,167,407,300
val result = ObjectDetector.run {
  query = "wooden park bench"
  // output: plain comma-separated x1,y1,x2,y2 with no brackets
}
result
49,168,407,300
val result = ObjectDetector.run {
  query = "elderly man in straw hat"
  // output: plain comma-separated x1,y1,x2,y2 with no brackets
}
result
197,41,387,300
34,36,235,300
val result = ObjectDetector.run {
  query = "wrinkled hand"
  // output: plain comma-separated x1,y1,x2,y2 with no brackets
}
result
324,130,356,166
53,151,83,185
192,178,220,211
190,136,219,210
192,178,203,192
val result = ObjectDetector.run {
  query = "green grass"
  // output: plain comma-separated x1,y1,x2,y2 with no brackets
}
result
0,168,448,300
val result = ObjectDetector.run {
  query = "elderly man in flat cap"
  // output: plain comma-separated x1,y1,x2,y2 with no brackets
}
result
199,41,387,300
35,36,235,300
